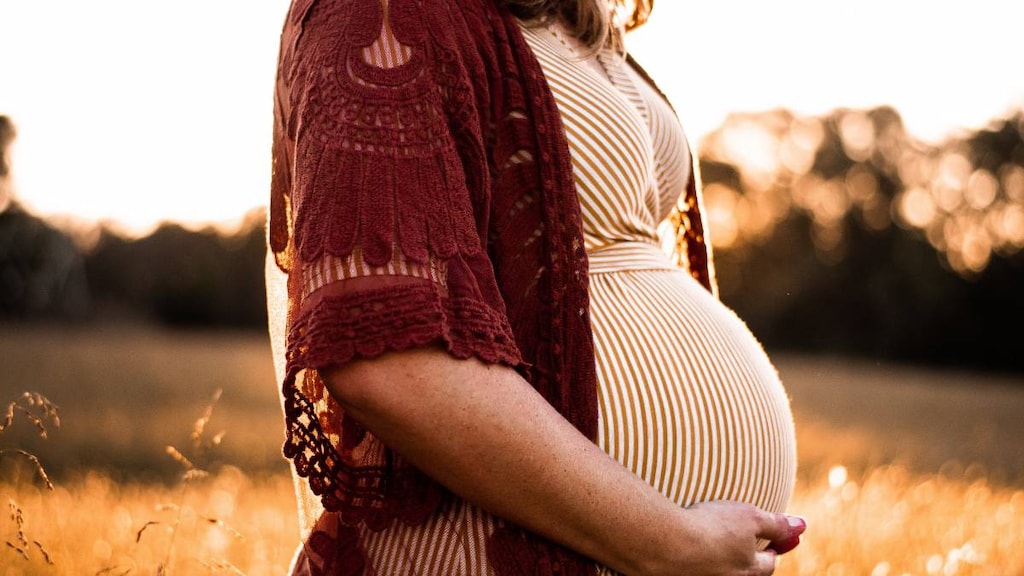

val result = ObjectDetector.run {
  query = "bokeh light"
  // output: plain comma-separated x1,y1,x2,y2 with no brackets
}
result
698,104,1024,277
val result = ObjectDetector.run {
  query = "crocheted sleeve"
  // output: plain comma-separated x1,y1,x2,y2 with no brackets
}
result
269,0,522,527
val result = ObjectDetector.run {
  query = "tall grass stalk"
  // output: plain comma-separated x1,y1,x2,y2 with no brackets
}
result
120,388,250,575
1,391,59,568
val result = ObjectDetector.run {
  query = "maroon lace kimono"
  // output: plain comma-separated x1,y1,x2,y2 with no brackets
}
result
268,0,713,572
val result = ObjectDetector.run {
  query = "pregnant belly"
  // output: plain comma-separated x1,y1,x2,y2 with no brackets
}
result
588,260,797,514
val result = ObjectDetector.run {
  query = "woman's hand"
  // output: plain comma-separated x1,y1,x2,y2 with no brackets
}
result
653,501,805,576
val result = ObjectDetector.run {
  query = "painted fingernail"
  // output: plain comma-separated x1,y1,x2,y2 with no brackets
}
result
786,515,807,532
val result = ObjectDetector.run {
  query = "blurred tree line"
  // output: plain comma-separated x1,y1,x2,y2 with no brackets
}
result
0,210,268,328
0,115,268,327
1,109,1022,373
698,106,1024,374
82,211,269,328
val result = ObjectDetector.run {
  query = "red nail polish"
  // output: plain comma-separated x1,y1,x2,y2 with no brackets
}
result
768,534,801,555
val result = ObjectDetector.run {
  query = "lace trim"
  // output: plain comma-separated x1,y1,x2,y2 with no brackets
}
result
283,280,522,530
296,517,368,575
670,172,717,295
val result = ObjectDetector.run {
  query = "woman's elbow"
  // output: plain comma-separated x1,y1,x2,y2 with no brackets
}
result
318,346,452,416
320,360,390,415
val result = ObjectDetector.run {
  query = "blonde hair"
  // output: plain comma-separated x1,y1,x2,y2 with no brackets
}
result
501,0,654,50
0,116,15,180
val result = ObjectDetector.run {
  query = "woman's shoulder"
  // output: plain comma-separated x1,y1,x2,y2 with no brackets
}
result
294,0,497,33
283,0,506,62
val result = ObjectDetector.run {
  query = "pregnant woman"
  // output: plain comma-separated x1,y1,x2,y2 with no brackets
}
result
265,0,804,574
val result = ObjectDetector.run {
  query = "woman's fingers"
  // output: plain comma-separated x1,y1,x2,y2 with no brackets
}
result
765,514,806,555
767,533,801,554
681,502,806,575
755,510,791,544
755,549,780,574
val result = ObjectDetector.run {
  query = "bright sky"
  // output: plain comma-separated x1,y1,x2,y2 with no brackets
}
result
2,0,1022,237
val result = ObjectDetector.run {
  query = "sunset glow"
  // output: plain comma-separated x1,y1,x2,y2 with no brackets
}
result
1,0,1022,238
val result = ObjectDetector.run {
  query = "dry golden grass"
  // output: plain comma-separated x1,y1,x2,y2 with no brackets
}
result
781,465,1024,576
4,464,1023,575
2,469,298,576
1,325,1023,575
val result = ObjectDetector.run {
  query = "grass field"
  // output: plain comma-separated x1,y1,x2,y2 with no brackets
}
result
2,324,1023,575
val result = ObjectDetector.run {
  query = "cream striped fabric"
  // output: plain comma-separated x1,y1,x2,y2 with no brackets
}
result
361,501,498,574
300,249,447,299
523,13,797,540
269,12,797,575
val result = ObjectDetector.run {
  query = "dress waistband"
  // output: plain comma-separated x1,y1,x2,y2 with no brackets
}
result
586,241,679,274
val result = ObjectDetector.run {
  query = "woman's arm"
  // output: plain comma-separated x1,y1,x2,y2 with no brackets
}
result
324,346,804,576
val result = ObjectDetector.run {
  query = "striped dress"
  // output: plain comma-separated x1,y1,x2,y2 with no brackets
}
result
268,13,797,575
520,22,797,519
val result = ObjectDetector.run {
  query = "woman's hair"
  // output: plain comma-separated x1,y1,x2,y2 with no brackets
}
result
501,0,653,50
0,116,15,180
